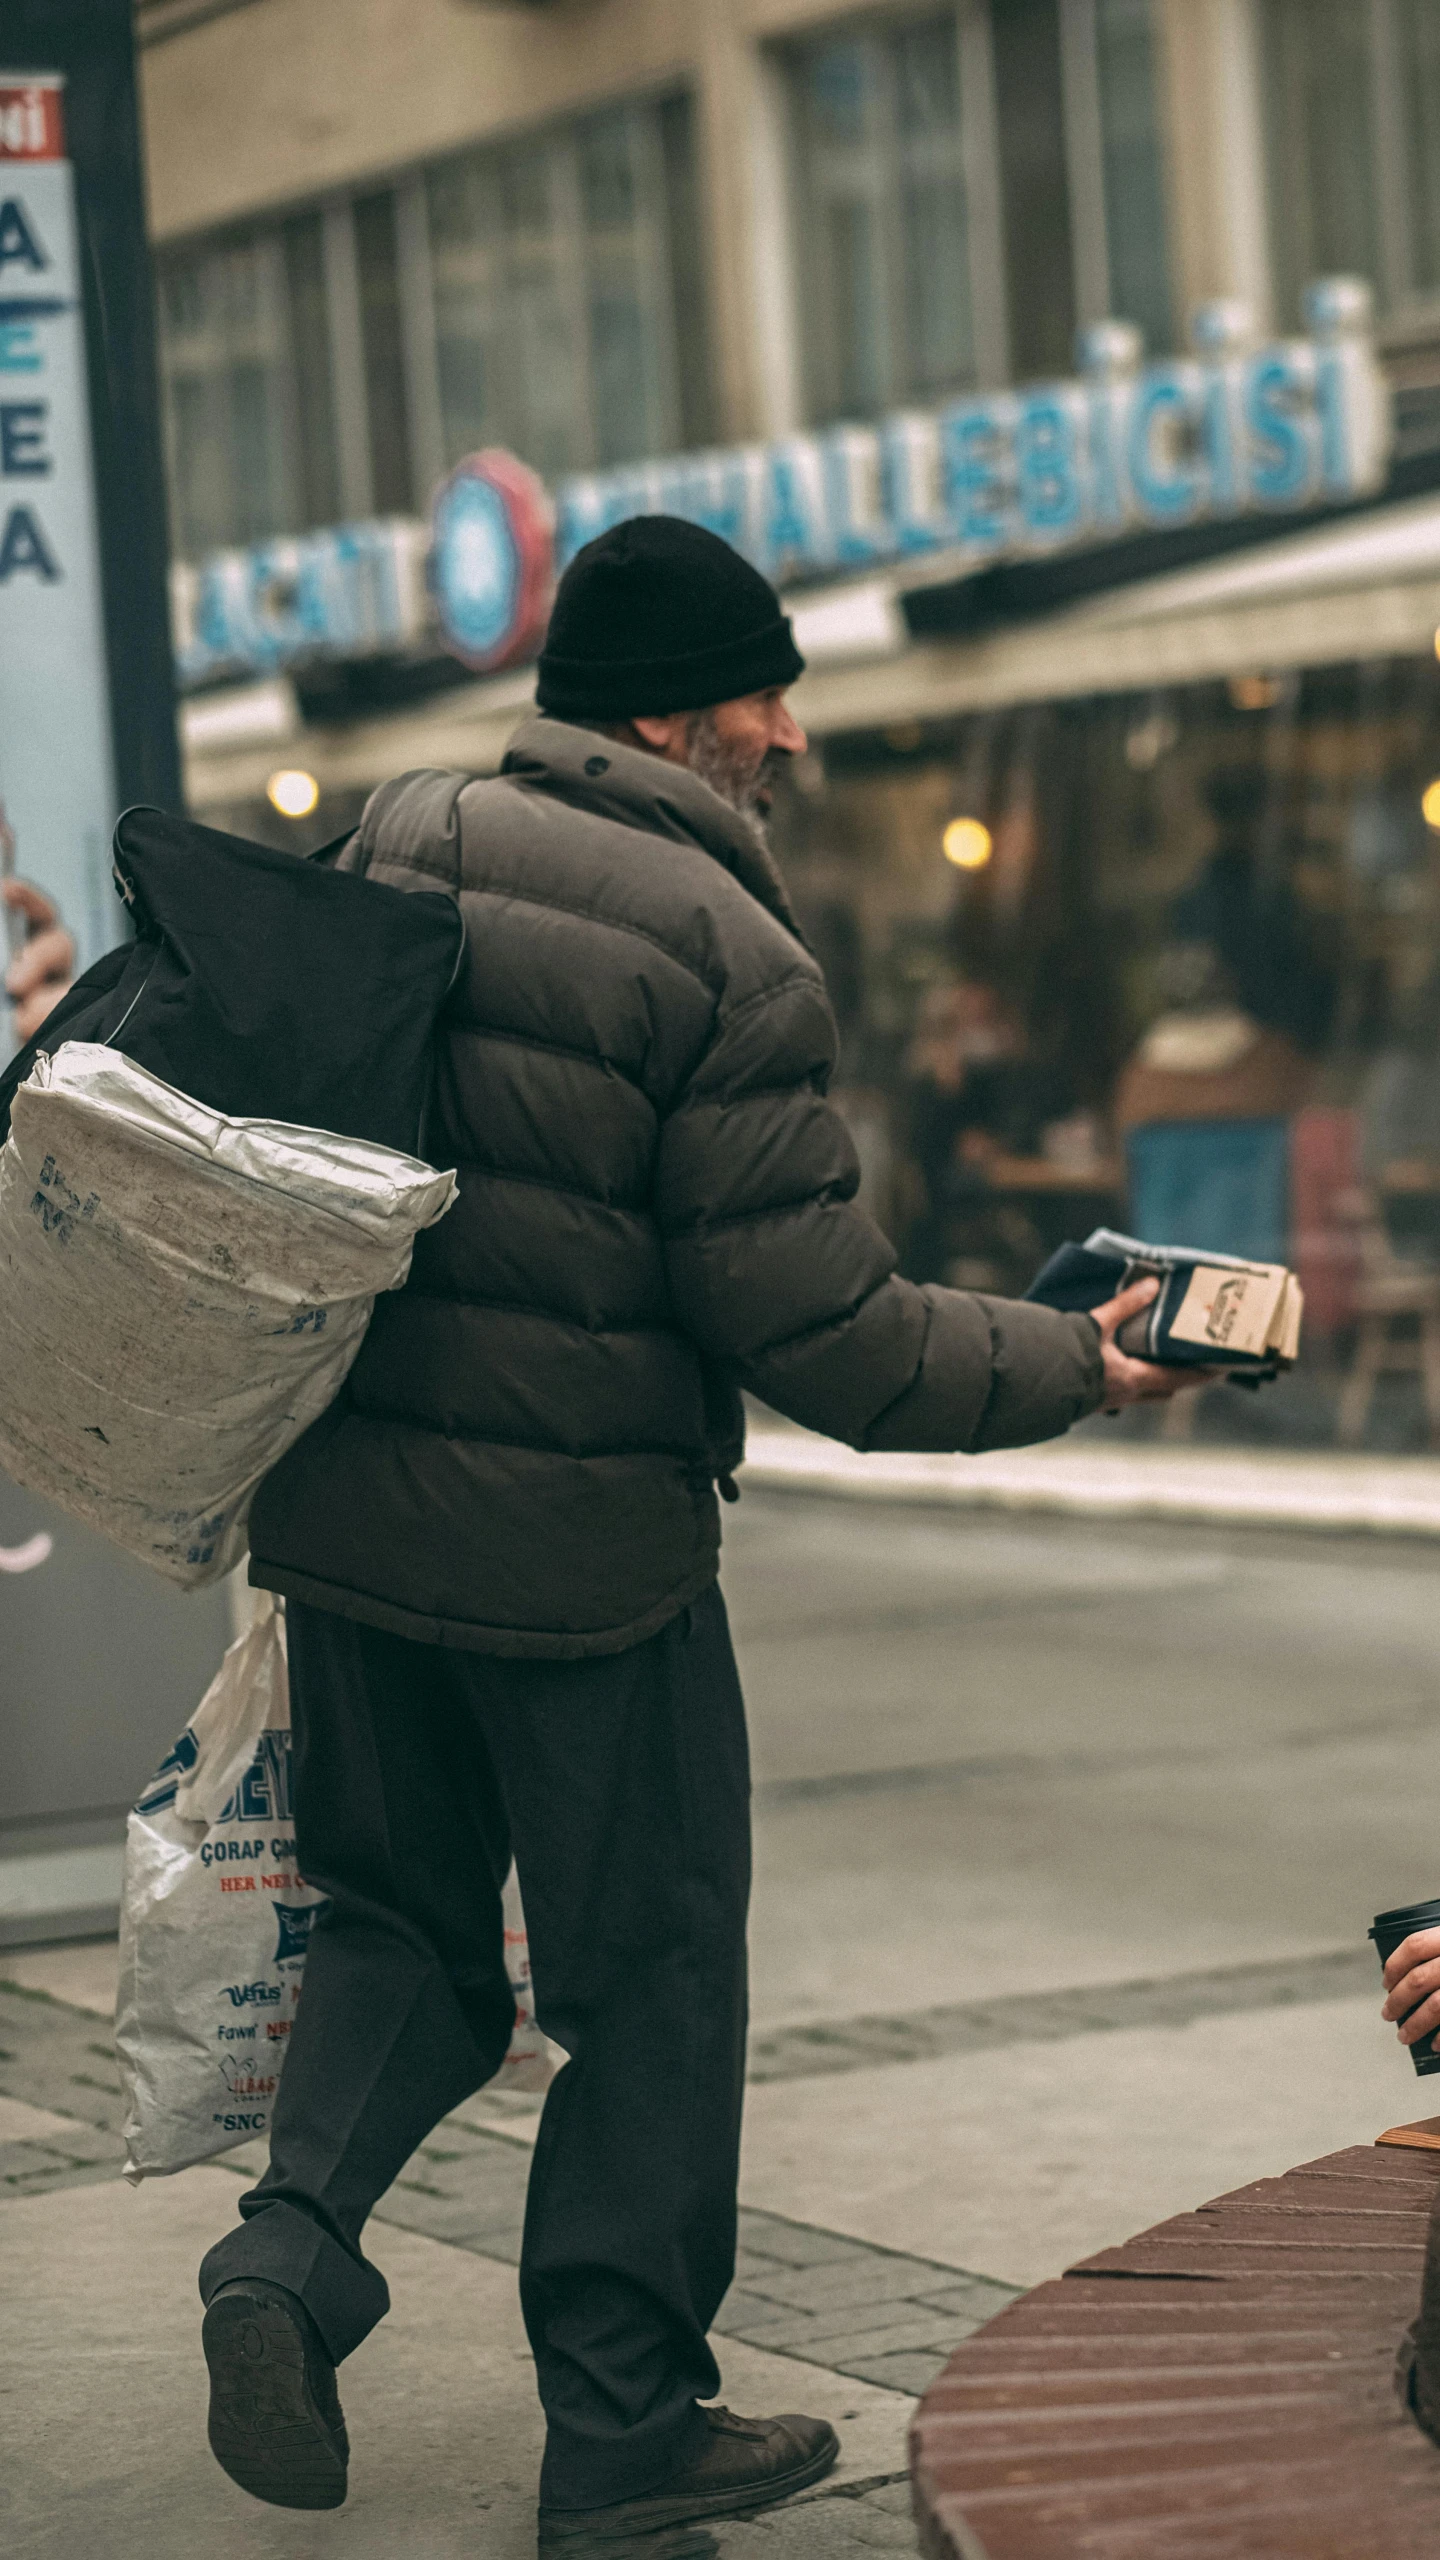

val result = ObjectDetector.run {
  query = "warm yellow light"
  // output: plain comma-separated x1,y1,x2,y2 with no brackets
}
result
942,816,993,870
1433,627,1440,661
266,768,320,819
1423,779,1440,832
1228,672,1281,712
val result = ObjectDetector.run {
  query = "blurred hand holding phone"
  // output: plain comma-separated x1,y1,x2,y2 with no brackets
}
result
2,804,76,1043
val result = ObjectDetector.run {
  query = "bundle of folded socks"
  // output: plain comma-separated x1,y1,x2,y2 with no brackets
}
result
1025,1227,1303,1385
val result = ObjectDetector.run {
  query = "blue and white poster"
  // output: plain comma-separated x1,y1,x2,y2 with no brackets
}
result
0,74,116,974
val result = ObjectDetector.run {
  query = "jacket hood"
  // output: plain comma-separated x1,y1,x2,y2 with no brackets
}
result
501,715,805,945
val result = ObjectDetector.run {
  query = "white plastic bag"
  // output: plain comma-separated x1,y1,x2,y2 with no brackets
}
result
116,1595,323,2180
116,1597,556,2182
0,1043,456,1584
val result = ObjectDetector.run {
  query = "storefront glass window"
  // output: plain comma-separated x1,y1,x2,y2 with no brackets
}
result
427,96,704,480
789,13,975,424
770,654,1440,1451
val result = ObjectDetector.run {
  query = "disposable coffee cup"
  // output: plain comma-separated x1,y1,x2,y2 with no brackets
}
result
1370,1898,1440,2077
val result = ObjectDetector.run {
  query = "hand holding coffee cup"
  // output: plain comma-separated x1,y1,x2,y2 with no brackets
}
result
1374,1899,1440,2075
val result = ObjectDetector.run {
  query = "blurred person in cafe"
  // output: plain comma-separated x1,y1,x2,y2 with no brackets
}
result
1114,768,1337,1268
1361,959,1440,1264
902,975,1092,1290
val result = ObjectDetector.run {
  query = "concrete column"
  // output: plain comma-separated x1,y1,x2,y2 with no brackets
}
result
692,20,803,442
1156,0,1273,335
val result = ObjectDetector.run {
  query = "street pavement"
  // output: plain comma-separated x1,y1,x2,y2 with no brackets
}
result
4,1487,1439,2553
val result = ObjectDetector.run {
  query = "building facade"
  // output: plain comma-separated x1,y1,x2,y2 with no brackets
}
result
137,0,1440,1453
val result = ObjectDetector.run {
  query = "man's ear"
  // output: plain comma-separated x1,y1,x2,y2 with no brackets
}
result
630,713,691,760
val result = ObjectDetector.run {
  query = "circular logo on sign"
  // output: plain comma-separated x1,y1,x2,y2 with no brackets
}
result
431,450,554,674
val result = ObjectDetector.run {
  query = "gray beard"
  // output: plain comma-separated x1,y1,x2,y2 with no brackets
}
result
685,711,773,848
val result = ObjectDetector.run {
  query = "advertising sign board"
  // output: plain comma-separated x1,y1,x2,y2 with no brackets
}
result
430,448,554,674
173,449,556,689
554,281,1393,586
171,519,433,691
166,279,1394,692
0,73,116,967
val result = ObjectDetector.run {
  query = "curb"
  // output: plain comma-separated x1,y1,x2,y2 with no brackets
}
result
738,1428,1440,1541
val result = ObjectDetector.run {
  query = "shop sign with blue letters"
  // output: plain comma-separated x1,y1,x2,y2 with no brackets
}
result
553,281,1393,583
0,75,116,969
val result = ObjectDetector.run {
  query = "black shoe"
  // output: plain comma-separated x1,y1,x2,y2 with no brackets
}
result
202,2277,349,2509
537,2406,840,2548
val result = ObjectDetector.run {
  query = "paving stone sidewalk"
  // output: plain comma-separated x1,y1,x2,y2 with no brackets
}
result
380,2107,1013,2401
0,1977,1017,2553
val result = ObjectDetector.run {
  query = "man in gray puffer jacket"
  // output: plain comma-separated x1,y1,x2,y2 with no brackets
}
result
199,518,1189,2545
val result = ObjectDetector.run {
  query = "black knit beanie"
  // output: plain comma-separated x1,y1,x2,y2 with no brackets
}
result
535,515,805,719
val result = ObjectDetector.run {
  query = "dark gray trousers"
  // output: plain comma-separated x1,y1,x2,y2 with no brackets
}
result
197,1583,752,2510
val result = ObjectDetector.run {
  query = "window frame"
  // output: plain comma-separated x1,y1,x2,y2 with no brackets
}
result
1060,0,1175,354
780,0,1175,432
783,6,998,424
420,90,698,483
157,224,303,557
1261,0,1440,344
1374,0,1440,339
154,83,711,556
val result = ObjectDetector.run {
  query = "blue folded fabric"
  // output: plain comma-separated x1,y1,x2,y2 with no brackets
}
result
1025,1227,1286,1383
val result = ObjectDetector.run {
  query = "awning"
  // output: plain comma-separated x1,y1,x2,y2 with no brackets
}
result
183,491,1440,814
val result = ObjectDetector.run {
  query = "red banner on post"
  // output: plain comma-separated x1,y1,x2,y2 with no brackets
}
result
0,77,66,163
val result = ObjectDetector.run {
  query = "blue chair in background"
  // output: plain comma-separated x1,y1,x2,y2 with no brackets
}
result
1125,1118,1290,1267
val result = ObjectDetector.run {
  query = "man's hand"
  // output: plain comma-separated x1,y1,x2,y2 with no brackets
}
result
1382,1927,1440,2050
4,880,75,1042
1091,1276,1214,1410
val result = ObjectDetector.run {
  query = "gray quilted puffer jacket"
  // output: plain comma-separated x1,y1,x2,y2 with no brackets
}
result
248,716,1103,1656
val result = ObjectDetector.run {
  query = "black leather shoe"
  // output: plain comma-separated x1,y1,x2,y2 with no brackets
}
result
537,2406,840,2547
202,2277,349,2509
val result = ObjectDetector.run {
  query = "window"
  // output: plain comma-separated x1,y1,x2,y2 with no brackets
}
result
426,95,710,481
1261,0,1440,327
354,191,414,516
1056,0,1174,361
1262,0,1380,327
785,3,1173,425
159,231,300,557
1400,0,1440,299
787,13,976,423
280,214,340,530
993,0,1076,380
158,92,711,560
1093,0,1173,354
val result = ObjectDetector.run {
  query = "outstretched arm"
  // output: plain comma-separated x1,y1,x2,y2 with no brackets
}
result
656,972,1196,1455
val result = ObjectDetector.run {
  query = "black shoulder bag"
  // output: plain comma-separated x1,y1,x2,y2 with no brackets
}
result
0,805,465,1156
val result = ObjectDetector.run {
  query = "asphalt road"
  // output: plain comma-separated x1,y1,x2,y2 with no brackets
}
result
722,1487,1440,2285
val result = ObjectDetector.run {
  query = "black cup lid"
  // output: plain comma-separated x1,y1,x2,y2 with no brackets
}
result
1371,1896,1440,1940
